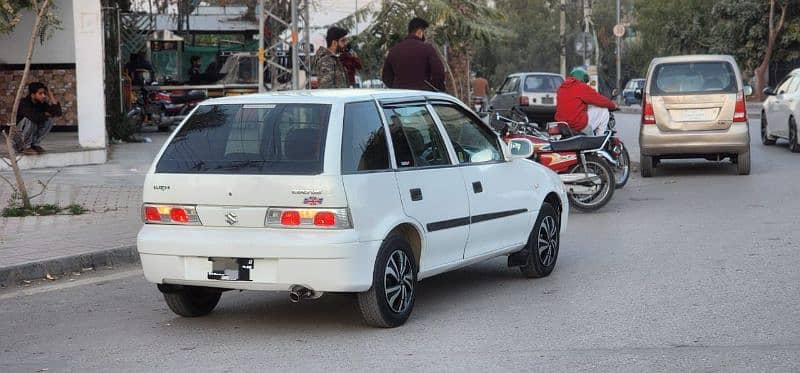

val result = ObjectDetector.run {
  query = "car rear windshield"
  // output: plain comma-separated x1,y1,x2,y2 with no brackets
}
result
524,75,562,93
155,103,330,175
651,62,738,95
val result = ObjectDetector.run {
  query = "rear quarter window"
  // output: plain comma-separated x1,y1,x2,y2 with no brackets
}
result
650,61,738,95
155,103,331,175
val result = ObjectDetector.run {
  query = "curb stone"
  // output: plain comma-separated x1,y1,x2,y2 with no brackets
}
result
0,246,140,288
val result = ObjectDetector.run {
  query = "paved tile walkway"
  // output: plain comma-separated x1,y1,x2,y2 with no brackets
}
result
0,131,169,269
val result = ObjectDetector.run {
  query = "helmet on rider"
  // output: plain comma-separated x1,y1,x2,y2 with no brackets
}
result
569,67,590,83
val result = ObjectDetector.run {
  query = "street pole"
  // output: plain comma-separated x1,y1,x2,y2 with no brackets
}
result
583,0,591,67
560,0,566,76
616,0,621,101
291,0,299,90
257,0,265,93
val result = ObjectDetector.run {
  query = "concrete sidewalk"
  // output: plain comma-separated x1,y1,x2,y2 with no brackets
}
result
0,131,169,288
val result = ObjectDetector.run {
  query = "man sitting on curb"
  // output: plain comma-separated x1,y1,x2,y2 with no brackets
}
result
15,82,62,155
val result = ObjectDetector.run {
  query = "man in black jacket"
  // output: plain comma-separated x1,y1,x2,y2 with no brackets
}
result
15,82,62,155
381,18,445,91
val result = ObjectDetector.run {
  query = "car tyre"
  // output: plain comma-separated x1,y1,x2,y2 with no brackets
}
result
789,118,800,153
162,286,222,317
519,202,560,278
640,154,654,177
761,114,776,145
737,151,751,175
358,235,417,328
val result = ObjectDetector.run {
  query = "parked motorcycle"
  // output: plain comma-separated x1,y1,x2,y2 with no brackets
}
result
543,110,630,188
146,89,207,132
496,109,616,212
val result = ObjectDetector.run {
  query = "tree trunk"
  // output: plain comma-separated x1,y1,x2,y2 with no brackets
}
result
3,0,52,209
447,44,472,104
754,0,787,101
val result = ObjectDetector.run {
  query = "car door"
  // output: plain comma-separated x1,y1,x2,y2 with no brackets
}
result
381,102,470,272
431,103,536,259
769,75,796,138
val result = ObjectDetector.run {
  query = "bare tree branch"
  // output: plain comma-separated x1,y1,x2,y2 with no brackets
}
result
0,174,17,191
28,169,60,200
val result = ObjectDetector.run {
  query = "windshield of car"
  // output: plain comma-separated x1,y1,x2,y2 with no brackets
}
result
523,75,562,93
651,62,738,95
155,103,330,175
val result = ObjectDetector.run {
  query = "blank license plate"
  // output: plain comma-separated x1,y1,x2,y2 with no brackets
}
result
680,109,713,122
541,97,554,104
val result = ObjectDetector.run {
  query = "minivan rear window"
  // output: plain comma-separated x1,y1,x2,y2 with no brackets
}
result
524,75,562,92
155,103,330,175
651,62,738,95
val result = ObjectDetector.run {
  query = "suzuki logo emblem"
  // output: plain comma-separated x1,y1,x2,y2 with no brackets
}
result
224,212,238,225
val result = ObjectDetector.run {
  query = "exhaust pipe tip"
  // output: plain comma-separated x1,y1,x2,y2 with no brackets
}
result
289,285,314,303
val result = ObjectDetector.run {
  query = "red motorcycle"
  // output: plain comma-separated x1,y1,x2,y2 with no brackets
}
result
495,109,616,212
145,88,207,132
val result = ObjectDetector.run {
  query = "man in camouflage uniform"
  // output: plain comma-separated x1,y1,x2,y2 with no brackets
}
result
314,27,349,89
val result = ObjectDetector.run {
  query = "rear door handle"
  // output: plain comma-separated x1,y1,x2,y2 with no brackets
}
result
472,181,483,193
410,188,423,201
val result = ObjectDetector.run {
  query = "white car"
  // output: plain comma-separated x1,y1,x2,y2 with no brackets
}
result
762,68,800,152
137,89,569,328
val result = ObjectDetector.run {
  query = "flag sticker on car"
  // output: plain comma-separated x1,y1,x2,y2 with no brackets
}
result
303,197,323,205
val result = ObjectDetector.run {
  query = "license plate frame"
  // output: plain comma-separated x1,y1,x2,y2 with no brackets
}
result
680,109,711,122
541,97,554,105
207,257,254,281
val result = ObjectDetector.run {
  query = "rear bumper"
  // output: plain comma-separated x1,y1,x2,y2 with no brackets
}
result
639,123,750,156
137,225,380,292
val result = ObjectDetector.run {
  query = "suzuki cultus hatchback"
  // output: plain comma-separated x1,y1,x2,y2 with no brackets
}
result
138,89,568,327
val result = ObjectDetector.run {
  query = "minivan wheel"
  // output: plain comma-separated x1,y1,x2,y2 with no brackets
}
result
640,154,654,177
358,235,417,328
789,118,800,153
519,202,560,278
761,115,776,145
162,286,222,317
737,151,751,175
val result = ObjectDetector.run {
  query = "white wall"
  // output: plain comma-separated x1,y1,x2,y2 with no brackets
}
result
0,0,76,64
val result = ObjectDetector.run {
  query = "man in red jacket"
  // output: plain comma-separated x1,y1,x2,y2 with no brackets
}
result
381,18,445,91
555,67,617,134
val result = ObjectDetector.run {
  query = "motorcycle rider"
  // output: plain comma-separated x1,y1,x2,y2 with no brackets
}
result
554,67,616,135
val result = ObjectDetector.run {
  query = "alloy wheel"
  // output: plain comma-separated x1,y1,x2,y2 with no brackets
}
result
384,250,414,314
537,216,558,267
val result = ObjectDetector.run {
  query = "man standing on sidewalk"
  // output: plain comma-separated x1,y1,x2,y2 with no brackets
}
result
313,27,349,89
381,18,445,92
15,82,62,155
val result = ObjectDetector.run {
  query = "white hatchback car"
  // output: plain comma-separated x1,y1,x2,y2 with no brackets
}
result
761,68,800,152
137,89,568,327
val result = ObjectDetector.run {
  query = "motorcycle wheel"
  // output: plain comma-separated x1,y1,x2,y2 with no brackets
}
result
612,142,630,189
566,154,616,212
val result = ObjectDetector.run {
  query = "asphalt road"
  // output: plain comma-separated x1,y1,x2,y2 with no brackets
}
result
1,114,799,372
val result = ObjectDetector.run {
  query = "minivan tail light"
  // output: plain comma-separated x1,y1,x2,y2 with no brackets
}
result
642,94,656,125
266,208,352,229
519,96,529,106
143,204,201,225
733,91,747,122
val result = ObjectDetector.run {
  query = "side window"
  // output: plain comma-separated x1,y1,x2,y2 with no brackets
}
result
500,77,519,94
788,75,800,94
341,101,390,173
382,105,450,168
776,76,795,95
497,78,511,94
433,105,503,164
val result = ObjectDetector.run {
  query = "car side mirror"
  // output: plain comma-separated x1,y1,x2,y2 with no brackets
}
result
763,87,776,96
743,85,753,96
507,138,534,160
634,88,642,100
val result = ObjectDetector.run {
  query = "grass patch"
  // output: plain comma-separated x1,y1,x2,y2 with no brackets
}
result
66,203,88,215
2,201,89,217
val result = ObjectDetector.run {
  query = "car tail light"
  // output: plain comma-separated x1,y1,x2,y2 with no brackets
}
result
642,94,656,125
266,208,352,229
733,91,747,122
142,204,201,225
519,96,529,106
